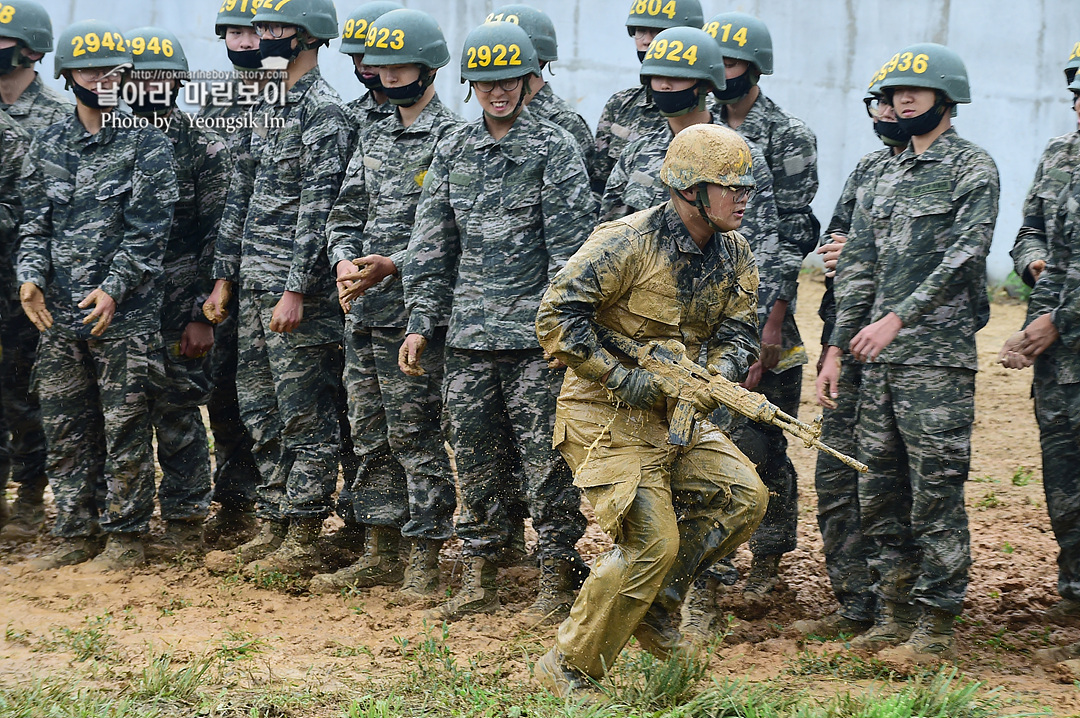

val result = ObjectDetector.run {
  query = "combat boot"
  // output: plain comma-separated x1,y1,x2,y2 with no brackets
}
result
535,647,598,700
202,506,257,550
521,556,577,624
634,604,691,660
680,575,719,643
86,533,146,572
309,525,404,594
27,535,104,571
742,553,782,601
493,521,532,567
882,608,956,664
850,601,920,651
204,520,287,574
0,482,47,542
146,518,205,560
316,522,366,570
399,538,444,600
426,556,499,621
244,518,326,578
789,610,873,640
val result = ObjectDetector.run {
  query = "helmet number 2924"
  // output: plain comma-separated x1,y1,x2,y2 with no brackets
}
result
644,39,698,66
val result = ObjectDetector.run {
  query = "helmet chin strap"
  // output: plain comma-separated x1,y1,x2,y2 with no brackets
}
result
693,185,727,233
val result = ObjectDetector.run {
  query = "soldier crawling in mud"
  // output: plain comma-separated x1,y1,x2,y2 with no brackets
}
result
534,123,767,697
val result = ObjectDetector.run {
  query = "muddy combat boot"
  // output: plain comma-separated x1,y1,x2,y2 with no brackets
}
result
316,522,366,570
535,647,598,700
426,556,499,621
309,525,403,593
681,575,719,643
146,519,205,560
244,518,326,578
86,533,146,572
27,535,104,571
399,538,445,600
789,610,873,640
742,553,782,601
882,608,956,664
1045,598,1080,624
850,601,920,651
204,520,287,574
202,506,257,550
0,483,47,542
634,604,691,660
521,556,577,624
493,522,532,567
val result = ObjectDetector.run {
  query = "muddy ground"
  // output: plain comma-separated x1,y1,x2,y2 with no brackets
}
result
1,274,1078,715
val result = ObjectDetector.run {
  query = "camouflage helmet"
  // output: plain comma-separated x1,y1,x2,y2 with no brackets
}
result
640,26,725,91
660,123,754,190
625,0,703,36
252,0,338,40
486,5,557,63
460,21,540,82
339,0,402,55
0,0,54,54
363,9,449,69
1066,42,1080,84
126,26,188,73
54,20,132,79
215,0,258,37
876,42,970,103
702,12,773,75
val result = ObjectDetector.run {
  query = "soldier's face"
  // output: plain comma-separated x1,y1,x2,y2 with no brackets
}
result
891,87,936,118
0,36,39,62
71,66,122,94
352,55,380,84
224,27,260,51
703,183,748,232
649,76,696,93
724,58,750,80
379,63,421,88
475,79,524,119
633,27,659,53
1073,92,1080,123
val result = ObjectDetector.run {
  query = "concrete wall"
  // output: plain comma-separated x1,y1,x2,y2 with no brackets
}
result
33,0,1080,279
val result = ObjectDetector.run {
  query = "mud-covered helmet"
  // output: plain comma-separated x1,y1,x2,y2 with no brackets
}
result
660,123,754,190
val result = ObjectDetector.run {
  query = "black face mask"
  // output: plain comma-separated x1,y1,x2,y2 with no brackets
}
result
260,36,299,62
228,48,263,70
874,119,910,147
384,77,429,107
713,70,754,104
71,82,106,110
637,50,647,63
0,45,18,76
130,86,180,116
355,67,383,90
894,97,949,137
651,85,702,117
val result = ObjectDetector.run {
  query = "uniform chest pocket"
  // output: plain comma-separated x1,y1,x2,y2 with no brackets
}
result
95,179,132,203
906,194,953,219
448,176,477,211
45,180,74,205
627,285,681,326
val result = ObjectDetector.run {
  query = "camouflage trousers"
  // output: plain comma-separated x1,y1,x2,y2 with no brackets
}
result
444,347,586,560
0,311,48,497
857,363,973,616
34,330,159,537
149,329,213,521
342,324,454,540
554,409,767,679
207,297,259,512
1032,356,1080,603
236,289,344,522
814,359,874,621
334,339,361,527
728,366,801,556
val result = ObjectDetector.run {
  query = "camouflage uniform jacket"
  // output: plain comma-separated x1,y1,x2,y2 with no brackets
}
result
403,107,596,350
214,66,354,299
16,111,179,339
326,95,464,329
536,202,759,428
0,108,29,317
1012,131,1080,286
831,128,999,371
346,91,394,131
1,73,73,137
528,83,599,194
818,147,894,346
592,84,664,195
723,92,819,268
196,80,264,156
599,112,804,372
159,109,231,333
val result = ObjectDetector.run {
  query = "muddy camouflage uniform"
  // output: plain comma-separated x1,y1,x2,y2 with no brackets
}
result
197,87,264,515
0,74,71,511
403,108,593,561
592,84,664,196
17,112,178,538
214,66,353,522
832,128,999,616
326,95,463,540
150,111,230,521
1011,130,1080,604
536,202,767,679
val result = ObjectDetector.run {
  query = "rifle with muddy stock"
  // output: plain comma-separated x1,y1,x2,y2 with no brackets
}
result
594,326,868,472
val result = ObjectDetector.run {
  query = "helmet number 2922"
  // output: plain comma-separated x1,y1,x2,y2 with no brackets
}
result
466,43,522,68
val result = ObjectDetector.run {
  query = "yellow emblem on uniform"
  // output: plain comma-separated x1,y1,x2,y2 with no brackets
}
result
415,170,428,187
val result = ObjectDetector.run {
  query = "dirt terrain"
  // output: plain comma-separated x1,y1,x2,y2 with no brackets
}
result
0,274,1077,715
